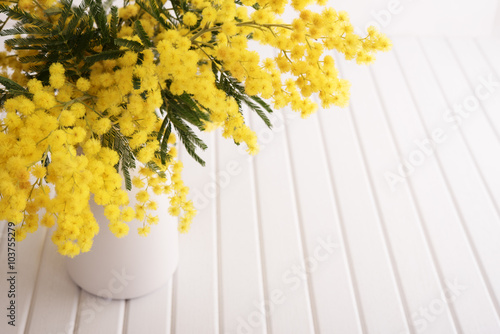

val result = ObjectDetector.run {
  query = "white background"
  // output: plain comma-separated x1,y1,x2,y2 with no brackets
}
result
329,0,500,36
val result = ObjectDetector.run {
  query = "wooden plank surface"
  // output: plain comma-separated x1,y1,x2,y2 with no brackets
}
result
447,38,500,141
172,132,219,334
395,37,500,319
74,291,125,334
1,227,47,334
372,38,500,333
419,39,500,210
337,52,459,334
125,280,173,333
25,229,80,334
316,61,411,334
247,105,316,334
284,109,363,333
215,121,268,334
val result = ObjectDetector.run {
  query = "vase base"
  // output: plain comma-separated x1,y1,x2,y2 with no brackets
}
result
67,255,179,300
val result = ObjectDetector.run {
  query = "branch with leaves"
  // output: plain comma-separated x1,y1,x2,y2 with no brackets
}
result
0,0,390,257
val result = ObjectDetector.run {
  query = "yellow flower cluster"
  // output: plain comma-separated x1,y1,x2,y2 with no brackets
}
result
184,0,391,116
0,58,194,257
0,0,390,257
114,0,391,149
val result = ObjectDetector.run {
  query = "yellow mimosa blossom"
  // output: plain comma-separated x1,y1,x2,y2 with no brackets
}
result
0,0,390,257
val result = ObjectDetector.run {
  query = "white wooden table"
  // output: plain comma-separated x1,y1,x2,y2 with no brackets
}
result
2,37,500,334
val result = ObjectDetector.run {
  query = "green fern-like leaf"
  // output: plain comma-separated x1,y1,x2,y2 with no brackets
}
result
215,71,274,128
132,76,141,90
159,122,172,164
89,0,110,44
82,49,126,70
136,0,172,30
145,160,167,178
18,54,48,64
5,36,66,48
0,4,53,30
1,25,53,36
168,113,207,166
114,38,144,51
134,20,152,48
110,6,119,38
0,76,31,97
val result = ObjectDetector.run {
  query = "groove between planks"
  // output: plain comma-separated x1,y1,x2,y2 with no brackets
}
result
418,38,500,320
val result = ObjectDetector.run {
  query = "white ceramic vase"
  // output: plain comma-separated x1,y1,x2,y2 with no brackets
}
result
66,170,179,300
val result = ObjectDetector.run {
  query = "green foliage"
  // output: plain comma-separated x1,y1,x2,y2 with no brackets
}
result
0,0,274,174
102,127,136,190
136,0,173,30
0,4,52,29
134,20,152,48
216,69,274,128
0,76,32,104
81,49,126,71
159,89,209,165
158,122,172,165
109,6,119,38
114,38,144,51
